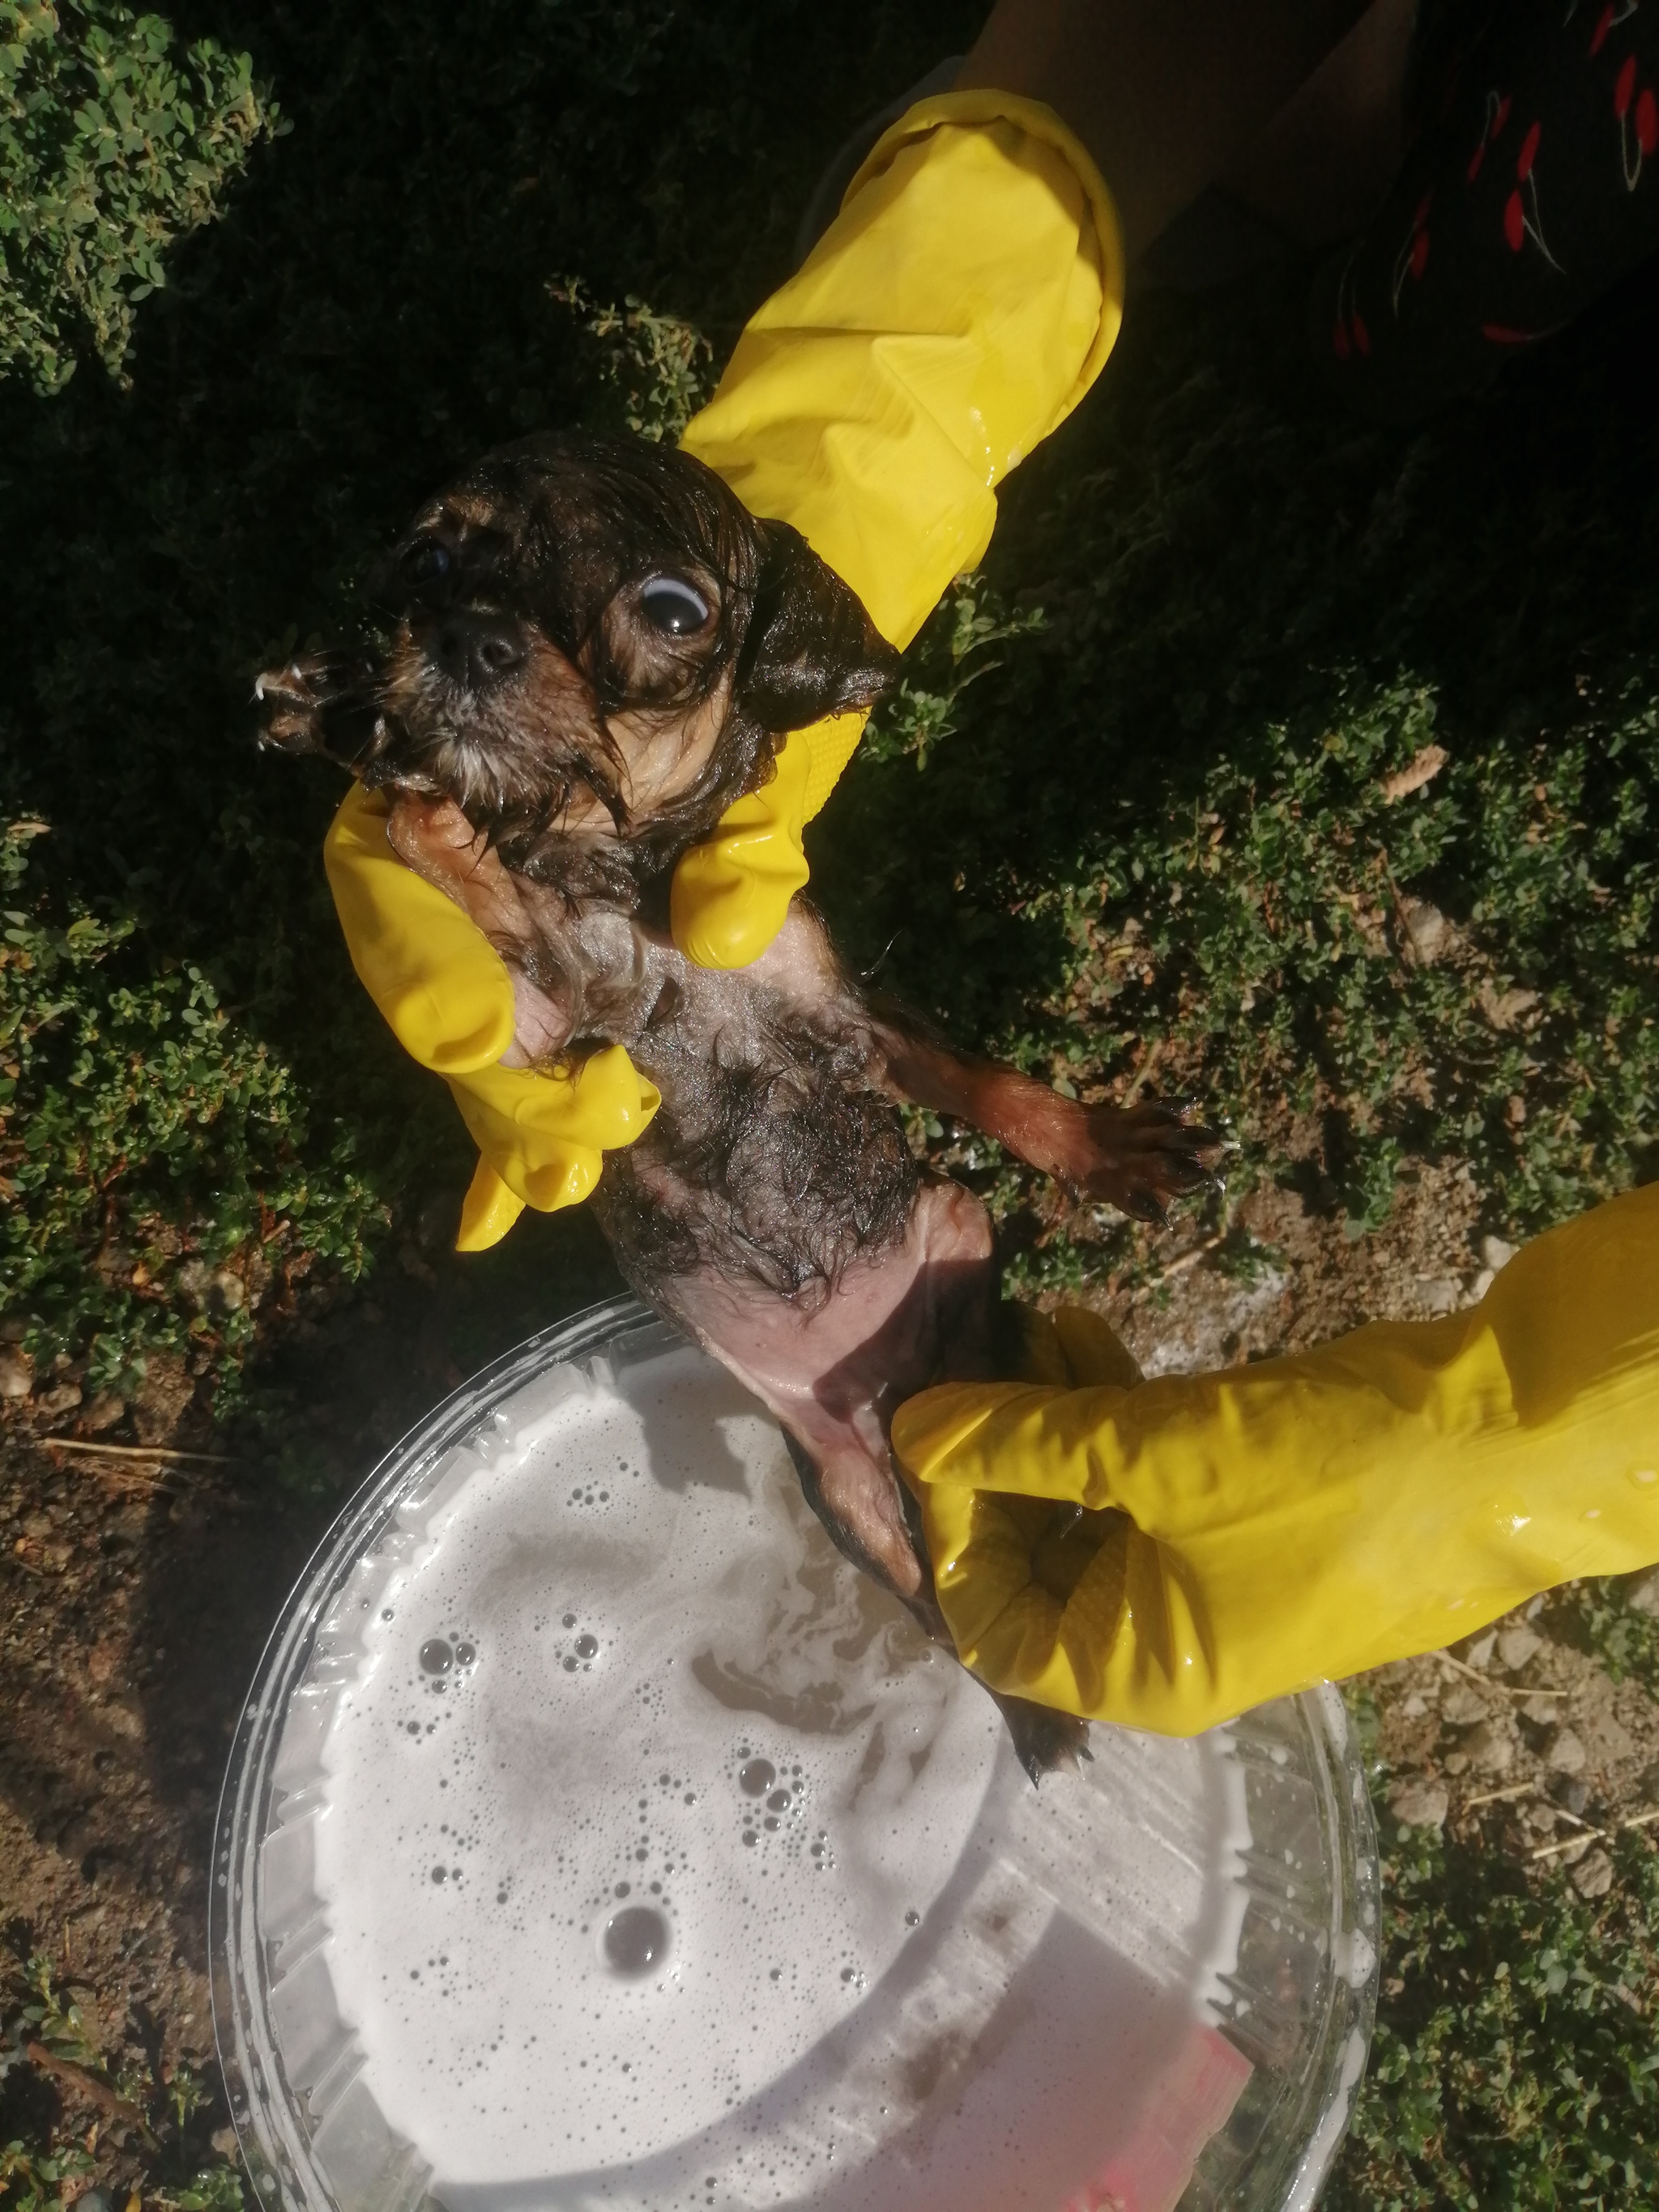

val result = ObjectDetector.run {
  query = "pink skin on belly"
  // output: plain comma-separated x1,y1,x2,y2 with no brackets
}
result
384,794,991,1596
653,1179,997,1600
377,792,1211,1611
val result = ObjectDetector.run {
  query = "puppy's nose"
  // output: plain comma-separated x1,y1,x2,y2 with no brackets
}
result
429,610,527,691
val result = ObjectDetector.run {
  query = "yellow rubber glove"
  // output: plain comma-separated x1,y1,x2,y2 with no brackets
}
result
673,88,1124,967
322,784,659,1248
893,1183,1659,1737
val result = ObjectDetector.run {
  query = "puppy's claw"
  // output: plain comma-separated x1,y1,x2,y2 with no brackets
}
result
254,650,382,765
993,1691,1092,1783
1120,1187,1171,1228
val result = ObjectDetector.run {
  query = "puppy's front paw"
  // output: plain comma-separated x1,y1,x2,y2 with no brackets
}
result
254,651,380,765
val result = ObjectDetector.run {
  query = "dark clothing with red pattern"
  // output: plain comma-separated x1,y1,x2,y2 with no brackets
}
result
1315,0,1659,420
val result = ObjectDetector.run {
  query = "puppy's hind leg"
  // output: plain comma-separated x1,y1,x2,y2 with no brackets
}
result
873,1021,1224,1226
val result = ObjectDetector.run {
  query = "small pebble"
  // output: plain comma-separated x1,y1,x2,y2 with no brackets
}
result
1550,1775,1589,1817
1464,1630,1498,1669
1546,1728,1587,1776
1571,1848,1614,1901
1464,1720,1516,1775
1387,1778,1448,1831
1497,1624,1542,1672
1439,1682,1490,1726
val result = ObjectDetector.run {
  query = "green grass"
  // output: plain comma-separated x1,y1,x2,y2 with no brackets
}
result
1,0,277,395
1327,1701,1659,2211
0,1954,241,2211
1,814,385,1400
1553,1575,1659,1705
815,273,1659,1268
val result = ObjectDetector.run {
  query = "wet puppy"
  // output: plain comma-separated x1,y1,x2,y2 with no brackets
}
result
261,430,1218,1776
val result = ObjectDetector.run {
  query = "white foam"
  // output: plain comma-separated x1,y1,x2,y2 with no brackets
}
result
306,1340,1252,2208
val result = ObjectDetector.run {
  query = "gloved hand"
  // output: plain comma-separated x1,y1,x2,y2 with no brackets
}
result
674,86,1124,964
323,784,659,1248
326,88,1126,1240
893,1181,1659,1736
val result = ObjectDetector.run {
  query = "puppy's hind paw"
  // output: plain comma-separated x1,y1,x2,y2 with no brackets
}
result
1075,1096,1226,1225
991,1690,1092,1785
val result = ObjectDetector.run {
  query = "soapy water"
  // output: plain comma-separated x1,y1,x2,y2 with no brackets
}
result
306,1341,1252,2209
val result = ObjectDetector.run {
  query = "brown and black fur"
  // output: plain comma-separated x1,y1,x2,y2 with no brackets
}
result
260,430,1220,1779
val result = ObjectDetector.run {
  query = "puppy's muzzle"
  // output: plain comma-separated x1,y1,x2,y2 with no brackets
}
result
420,607,527,693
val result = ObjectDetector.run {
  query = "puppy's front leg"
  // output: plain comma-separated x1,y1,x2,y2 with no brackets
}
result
385,795,574,1065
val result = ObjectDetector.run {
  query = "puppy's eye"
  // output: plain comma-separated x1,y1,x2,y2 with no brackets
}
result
401,539,452,591
638,574,711,637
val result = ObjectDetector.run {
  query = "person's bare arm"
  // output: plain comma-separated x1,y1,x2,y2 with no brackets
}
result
956,0,1374,257
1222,0,1416,246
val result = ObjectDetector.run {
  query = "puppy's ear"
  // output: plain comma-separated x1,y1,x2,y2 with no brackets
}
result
735,520,901,731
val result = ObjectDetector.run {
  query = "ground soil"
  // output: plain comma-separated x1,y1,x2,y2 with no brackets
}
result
2,1159,1653,2193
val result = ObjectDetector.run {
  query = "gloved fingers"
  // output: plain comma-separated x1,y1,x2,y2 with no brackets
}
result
456,1159,527,1251
324,782,518,1074
923,1480,1145,1722
1010,1302,1145,1387
448,1080,603,1217
1049,1305,1145,1387
445,1046,661,1221
893,1370,1136,1509
670,727,815,969
800,708,875,823
923,1481,1052,1652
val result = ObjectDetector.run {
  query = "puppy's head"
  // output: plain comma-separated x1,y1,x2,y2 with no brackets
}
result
258,431,898,900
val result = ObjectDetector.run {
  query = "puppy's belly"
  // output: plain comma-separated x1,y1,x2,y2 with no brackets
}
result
645,1180,997,1599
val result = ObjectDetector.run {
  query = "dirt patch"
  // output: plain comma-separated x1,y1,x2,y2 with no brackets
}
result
1367,1612,1659,1888
0,1423,332,2182
0,1206,621,2191
1091,1150,1488,1375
